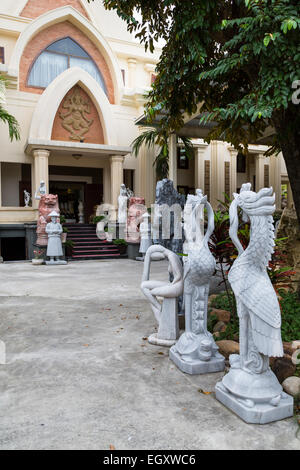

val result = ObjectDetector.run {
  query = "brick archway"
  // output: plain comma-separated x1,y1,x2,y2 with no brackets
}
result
20,21,115,103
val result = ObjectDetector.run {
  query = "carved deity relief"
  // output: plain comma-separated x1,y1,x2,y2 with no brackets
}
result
59,86,94,142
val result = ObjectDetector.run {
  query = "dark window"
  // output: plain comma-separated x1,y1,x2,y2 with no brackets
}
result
177,147,190,170
0,47,4,64
121,69,125,85
237,153,246,173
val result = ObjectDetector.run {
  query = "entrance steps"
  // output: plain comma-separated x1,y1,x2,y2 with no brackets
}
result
65,224,124,261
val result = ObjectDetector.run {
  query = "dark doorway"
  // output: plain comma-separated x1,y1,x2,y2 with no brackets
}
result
1,237,26,261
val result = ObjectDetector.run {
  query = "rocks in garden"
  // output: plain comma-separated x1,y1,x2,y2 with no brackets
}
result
216,340,239,359
213,321,227,333
282,376,300,398
209,308,231,323
292,340,300,350
271,356,296,383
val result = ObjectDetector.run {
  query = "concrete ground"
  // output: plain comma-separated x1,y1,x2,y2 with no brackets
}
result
0,259,298,450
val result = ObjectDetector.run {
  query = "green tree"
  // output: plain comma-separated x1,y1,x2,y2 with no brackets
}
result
90,0,300,222
0,76,20,141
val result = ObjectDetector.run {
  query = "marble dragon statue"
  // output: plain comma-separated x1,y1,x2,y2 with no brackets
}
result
169,189,225,374
215,183,293,424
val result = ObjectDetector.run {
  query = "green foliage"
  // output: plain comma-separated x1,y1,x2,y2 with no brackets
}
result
278,289,300,342
209,289,300,343
132,129,193,179
112,238,128,246
89,0,300,221
0,76,20,141
92,215,106,224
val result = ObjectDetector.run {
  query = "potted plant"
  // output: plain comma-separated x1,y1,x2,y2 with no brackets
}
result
65,239,74,258
32,248,45,265
113,238,128,255
60,215,68,243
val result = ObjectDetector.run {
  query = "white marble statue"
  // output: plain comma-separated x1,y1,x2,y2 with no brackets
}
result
169,189,225,374
78,200,84,224
215,184,293,424
34,180,47,200
45,210,67,265
24,190,30,207
136,212,152,261
141,244,184,346
118,184,128,224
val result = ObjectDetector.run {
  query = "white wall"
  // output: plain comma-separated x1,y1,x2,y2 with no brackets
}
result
1,162,22,206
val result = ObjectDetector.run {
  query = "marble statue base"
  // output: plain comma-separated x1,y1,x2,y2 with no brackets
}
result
46,260,67,265
169,348,225,374
215,383,293,424
127,242,141,260
148,297,179,347
148,333,177,347
215,354,294,424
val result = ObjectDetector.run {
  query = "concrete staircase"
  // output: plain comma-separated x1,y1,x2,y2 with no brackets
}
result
65,224,122,261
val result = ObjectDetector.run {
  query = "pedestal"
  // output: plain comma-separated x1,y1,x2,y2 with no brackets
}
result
148,298,179,347
127,242,141,260
215,354,294,424
215,383,293,424
169,347,225,374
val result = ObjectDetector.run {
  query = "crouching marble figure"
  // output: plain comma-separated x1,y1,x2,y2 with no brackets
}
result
141,245,184,346
215,184,293,424
169,190,225,374
45,211,67,265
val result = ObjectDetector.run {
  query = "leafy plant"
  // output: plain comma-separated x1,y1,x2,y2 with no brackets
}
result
33,249,45,260
132,129,193,179
208,292,239,341
112,239,128,246
93,0,300,223
278,289,300,342
0,76,20,141
92,215,106,224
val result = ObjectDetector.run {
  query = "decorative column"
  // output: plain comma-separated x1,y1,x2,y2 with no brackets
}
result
269,155,282,209
127,58,137,88
227,146,238,195
0,161,2,207
210,141,224,208
136,126,156,206
194,144,207,191
32,149,50,209
110,155,125,212
168,134,177,189
255,153,265,192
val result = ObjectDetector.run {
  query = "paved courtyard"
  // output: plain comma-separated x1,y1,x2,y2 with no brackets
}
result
0,259,298,450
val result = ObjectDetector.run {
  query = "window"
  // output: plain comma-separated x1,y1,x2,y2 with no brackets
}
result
28,37,107,94
236,152,246,173
177,147,191,170
0,47,4,64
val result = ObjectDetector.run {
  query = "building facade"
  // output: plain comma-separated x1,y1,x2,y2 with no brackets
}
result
0,0,291,260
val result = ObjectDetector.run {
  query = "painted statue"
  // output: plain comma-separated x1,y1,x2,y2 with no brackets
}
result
45,210,67,265
36,194,60,246
141,244,184,346
170,189,225,374
118,183,128,224
215,184,293,424
126,197,147,243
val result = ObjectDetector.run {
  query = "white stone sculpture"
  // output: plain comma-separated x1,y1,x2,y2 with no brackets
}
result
45,210,67,265
141,244,184,346
78,200,84,223
169,189,225,374
24,190,30,207
215,184,293,424
34,180,47,200
136,212,152,261
118,183,128,224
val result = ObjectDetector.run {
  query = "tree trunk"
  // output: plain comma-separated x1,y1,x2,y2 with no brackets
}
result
274,109,300,226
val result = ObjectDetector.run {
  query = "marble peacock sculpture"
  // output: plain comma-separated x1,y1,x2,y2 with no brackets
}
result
215,183,293,424
169,189,225,374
